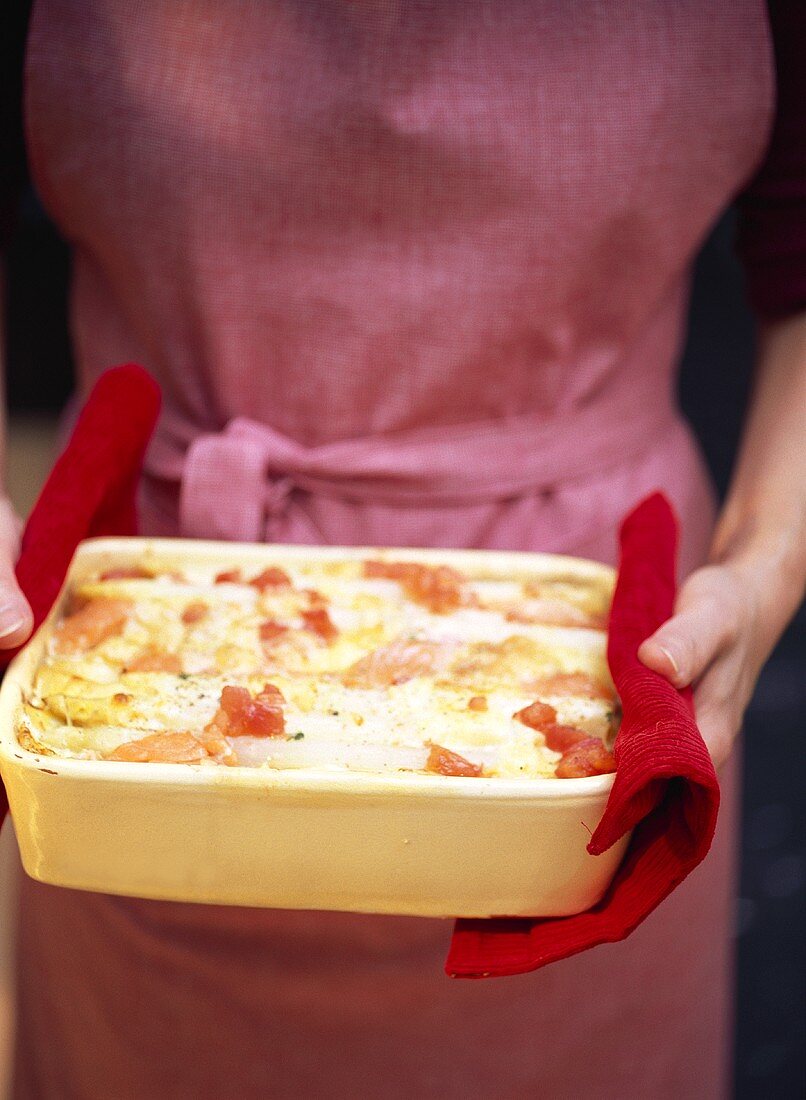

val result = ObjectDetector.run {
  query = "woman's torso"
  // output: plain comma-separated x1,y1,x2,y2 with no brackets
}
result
16,3,772,1097
26,0,772,568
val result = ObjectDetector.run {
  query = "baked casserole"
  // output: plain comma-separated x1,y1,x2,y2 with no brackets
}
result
18,550,619,780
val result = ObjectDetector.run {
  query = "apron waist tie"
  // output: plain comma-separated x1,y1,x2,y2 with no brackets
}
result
173,385,678,542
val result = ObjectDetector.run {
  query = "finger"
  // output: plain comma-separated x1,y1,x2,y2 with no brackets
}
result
0,562,34,648
637,569,740,689
692,653,748,768
0,498,33,649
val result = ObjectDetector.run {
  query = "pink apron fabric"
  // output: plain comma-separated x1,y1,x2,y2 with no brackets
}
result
17,2,772,1096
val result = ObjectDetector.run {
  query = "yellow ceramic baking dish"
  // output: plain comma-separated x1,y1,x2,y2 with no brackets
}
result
0,538,629,918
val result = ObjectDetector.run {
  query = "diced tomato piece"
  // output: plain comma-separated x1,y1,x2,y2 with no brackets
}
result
302,607,338,643
425,743,483,778
99,566,152,580
181,600,209,624
408,565,463,614
555,738,616,778
513,700,558,731
363,560,465,614
244,684,285,736
543,723,589,753
256,683,284,702
106,731,207,763
215,569,242,584
125,649,183,674
249,567,291,590
213,683,286,737
302,588,328,608
220,684,252,717
259,619,288,643
53,598,132,655
468,695,488,712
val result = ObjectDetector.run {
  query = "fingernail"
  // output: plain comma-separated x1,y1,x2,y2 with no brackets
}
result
0,601,30,639
657,645,680,677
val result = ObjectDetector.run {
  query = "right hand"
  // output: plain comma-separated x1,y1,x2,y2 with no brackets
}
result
0,496,33,649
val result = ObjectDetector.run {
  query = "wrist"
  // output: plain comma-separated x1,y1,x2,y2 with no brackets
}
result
709,502,805,653
711,497,805,588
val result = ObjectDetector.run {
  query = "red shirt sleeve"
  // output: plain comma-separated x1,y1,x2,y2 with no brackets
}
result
736,0,806,320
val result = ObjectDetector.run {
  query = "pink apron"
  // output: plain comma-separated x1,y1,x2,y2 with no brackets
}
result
17,2,772,1096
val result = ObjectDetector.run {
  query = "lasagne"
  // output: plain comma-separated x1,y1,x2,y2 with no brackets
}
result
17,552,620,779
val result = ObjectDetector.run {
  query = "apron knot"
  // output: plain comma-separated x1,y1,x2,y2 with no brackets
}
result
175,380,677,544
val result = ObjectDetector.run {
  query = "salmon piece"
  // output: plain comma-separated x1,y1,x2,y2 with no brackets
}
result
468,695,488,712
555,737,616,778
249,567,291,590
513,700,558,731
197,725,239,766
342,638,441,688
206,740,238,766
53,598,132,655
543,723,589,753
106,731,207,763
301,607,338,643
206,683,286,738
426,743,483,778
181,600,209,624
505,599,606,630
525,671,613,701
259,619,288,644
363,560,465,614
215,569,242,584
99,566,152,580
125,649,183,674
406,564,464,614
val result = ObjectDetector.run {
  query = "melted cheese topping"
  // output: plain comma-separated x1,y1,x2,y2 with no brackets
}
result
18,555,620,778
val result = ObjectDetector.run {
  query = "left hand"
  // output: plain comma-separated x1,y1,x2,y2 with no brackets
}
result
638,312,806,767
637,558,779,768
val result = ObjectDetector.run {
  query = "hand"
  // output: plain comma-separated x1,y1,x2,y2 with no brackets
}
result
637,559,780,768
0,495,33,649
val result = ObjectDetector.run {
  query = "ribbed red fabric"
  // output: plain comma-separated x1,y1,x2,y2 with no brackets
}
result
446,493,721,977
0,364,161,819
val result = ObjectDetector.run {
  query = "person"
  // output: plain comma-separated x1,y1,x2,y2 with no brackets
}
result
1,2,804,1097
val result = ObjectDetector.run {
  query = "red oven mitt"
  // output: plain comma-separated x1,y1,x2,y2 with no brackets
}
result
0,364,161,823
446,492,721,978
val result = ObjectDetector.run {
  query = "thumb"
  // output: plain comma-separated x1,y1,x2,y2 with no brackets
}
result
637,567,739,689
0,497,34,649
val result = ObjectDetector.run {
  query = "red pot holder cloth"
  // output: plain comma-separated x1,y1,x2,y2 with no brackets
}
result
446,492,721,978
0,364,161,823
